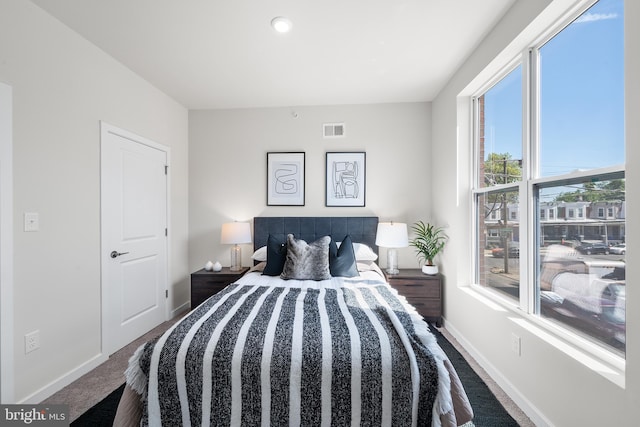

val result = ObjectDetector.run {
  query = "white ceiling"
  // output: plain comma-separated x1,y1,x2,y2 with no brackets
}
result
30,0,516,110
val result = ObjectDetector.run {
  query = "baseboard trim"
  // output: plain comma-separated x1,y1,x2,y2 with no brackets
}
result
18,352,108,404
171,301,190,319
443,318,553,427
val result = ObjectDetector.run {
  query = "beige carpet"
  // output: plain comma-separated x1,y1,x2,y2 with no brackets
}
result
42,317,534,426
41,316,181,422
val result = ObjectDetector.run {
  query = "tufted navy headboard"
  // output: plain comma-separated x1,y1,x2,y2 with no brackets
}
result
253,216,379,255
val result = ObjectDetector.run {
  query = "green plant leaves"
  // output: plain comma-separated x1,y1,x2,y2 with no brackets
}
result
409,221,447,266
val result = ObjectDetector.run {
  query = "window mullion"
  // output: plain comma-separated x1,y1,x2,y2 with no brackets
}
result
529,47,541,181
520,47,534,313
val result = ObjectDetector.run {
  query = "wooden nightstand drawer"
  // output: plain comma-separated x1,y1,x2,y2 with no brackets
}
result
387,269,443,326
389,281,440,298
190,267,249,309
407,299,441,313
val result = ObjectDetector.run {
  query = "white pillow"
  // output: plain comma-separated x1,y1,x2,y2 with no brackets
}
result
354,243,378,261
251,246,267,262
337,241,378,261
255,241,378,262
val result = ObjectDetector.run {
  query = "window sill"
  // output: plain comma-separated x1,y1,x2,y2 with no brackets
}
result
465,283,625,388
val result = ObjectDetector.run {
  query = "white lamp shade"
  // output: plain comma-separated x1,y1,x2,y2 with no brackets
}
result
375,222,408,248
221,222,252,244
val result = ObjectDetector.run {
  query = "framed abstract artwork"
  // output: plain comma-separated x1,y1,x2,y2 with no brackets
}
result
267,152,305,206
325,152,366,207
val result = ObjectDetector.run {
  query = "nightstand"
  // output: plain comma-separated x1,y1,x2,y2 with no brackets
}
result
386,269,443,326
190,266,249,309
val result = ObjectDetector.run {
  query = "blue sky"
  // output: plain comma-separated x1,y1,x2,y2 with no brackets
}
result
483,0,624,178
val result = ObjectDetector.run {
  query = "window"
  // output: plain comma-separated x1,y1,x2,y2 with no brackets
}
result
474,0,625,356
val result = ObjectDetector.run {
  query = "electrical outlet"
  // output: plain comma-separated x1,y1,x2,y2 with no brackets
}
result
510,333,521,356
25,330,40,354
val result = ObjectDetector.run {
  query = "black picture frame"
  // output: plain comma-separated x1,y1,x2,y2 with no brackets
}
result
325,152,366,207
267,152,305,206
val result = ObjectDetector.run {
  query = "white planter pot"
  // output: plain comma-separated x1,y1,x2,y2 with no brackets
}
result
422,265,439,275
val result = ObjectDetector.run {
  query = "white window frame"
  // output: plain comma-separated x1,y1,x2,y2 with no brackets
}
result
471,0,625,366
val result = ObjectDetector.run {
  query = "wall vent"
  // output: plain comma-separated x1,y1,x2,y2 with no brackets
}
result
323,123,345,138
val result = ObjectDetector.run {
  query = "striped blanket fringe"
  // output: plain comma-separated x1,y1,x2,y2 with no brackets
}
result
124,343,150,400
406,305,453,427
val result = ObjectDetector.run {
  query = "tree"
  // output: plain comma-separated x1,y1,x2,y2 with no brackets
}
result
554,179,625,202
483,153,522,220
484,153,522,186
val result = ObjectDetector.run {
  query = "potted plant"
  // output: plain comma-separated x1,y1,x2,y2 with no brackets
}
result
409,221,447,275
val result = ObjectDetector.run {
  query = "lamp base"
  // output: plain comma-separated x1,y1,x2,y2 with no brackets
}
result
386,248,399,275
230,245,242,271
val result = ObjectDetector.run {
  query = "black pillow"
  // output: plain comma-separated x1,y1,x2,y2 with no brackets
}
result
262,234,287,276
329,235,359,277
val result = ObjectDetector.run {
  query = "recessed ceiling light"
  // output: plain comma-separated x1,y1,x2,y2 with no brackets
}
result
271,16,292,33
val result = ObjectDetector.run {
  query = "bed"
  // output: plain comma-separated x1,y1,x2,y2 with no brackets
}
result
115,216,473,426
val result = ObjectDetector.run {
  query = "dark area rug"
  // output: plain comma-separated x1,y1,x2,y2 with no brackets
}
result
72,329,519,426
431,327,519,426
71,384,125,426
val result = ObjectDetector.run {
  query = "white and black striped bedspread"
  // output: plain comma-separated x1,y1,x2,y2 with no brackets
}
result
126,271,457,426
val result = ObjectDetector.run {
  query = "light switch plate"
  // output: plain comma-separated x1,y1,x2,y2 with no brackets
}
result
24,212,39,232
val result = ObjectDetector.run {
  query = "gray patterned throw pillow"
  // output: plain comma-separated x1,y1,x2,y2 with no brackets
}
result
280,234,331,281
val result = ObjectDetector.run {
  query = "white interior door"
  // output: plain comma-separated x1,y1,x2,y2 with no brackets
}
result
101,122,168,355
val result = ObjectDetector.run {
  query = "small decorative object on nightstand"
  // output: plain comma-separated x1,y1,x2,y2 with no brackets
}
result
190,266,249,309
409,221,447,275
386,268,443,326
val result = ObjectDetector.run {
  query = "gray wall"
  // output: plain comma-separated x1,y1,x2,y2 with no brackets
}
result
0,1,189,402
432,0,640,425
188,103,432,272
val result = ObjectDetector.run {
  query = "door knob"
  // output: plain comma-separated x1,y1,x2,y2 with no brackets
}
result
110,251,130,258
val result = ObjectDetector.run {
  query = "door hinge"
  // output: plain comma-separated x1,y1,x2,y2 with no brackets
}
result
165,289,168,298
164,165,168,175
165,228,168,236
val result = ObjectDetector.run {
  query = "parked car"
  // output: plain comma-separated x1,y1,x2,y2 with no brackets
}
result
491,242,519,258
576,242,610,255
609,243,626,255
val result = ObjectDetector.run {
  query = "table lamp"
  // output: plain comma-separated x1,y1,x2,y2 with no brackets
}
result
375,222,408,275
221,222,252,271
